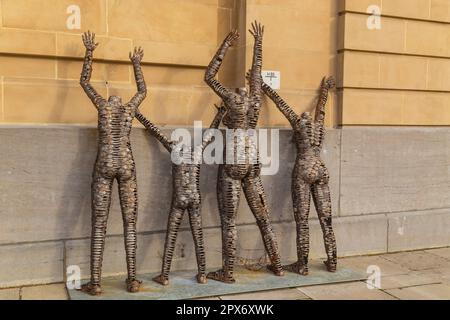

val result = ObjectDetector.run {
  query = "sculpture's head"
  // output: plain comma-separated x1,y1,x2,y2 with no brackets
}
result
236,87,248,97
301,111,311,120
108,95,122,105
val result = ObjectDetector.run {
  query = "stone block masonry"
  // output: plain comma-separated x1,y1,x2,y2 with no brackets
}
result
0,126,448,287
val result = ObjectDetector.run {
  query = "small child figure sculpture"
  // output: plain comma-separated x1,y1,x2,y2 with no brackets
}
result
79,31,146,295
135,104,226,285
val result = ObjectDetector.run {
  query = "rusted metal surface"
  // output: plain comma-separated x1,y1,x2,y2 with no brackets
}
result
79,31,146,295
262,76,338,275
204,21,284,283
136,105,226,286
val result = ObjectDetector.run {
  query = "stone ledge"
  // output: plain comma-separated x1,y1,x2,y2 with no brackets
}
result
0,241,64,289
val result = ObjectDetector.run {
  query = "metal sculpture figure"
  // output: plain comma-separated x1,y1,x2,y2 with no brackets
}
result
79,31,146,295
135,104,226,286
261,76,337,275
204,21,284,283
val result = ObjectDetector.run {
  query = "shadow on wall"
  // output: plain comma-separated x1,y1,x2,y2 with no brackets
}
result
56,128,96,242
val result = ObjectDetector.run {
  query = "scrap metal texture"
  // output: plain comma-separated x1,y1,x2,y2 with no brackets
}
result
135,105,226,286
262,76,338,275
79,32,146,295
204,22,284,283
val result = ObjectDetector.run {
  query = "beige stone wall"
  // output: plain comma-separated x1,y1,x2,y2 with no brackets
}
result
338,0,450,125
0,0,338,127
246,0,338,127
0,0,447,127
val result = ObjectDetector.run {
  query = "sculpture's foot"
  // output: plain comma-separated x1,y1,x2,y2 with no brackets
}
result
284,261,309,275
267,264,284,277
197,273,207,284
207,269,235,284
80,282,102,296
324,260,337,273
153,274,169,286
126,278,142,293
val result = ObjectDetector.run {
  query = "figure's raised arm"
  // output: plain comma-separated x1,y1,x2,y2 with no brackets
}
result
209,102,227,129
135,111,173,153
204,30,239,102
314,76,335,126
80,31,105,107
254,71,299,127
248,21,264,99
201,103,227,149
128,47,147,107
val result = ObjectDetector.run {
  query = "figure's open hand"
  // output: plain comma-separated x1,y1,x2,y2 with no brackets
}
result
82,31,99,51
323,76,336,90
130,47,144,63
224,30,240,46
249,21,264,39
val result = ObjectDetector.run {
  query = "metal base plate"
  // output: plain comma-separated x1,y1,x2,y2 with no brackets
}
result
68,261,366,300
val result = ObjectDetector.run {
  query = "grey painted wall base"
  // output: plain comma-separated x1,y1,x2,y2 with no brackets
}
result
0,125,449,288
68,262,365,300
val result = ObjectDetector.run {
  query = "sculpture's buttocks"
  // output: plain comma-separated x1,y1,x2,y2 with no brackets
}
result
172,164,201,209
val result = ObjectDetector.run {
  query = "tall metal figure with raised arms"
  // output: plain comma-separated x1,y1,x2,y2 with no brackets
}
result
204,21,284,283
79,31,146,295
135,104,226,286
261,76,337,275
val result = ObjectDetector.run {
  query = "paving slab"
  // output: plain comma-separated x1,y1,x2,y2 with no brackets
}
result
412,267,450,285
382,251,450,271
386,283,450,300
220,288,309,300
425,247,450,261
68,262,365,300
0,288,20,300
367,273,439,290
297,281,396,300
339,255,410,276
21,283,68,300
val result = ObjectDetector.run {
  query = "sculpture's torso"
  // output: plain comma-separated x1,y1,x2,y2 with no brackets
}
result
95,102,136,179
222,93,260,180
293,112,328,184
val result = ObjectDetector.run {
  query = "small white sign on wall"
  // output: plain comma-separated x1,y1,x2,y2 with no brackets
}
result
262,70,281,90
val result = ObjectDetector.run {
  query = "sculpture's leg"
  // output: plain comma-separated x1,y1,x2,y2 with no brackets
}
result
207,165,241,283
188,206,207,284
287,176,311,275
153,206,184,286
81,175,113,296
311,181,337,272
242,173,284,276
118,174,142,292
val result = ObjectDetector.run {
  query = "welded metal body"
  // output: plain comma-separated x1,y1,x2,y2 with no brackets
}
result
79,32,146,295
262,77,338,275
204,22,284,283
136,106,226,286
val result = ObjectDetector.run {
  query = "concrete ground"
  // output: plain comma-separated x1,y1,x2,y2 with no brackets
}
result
1,248,450,300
